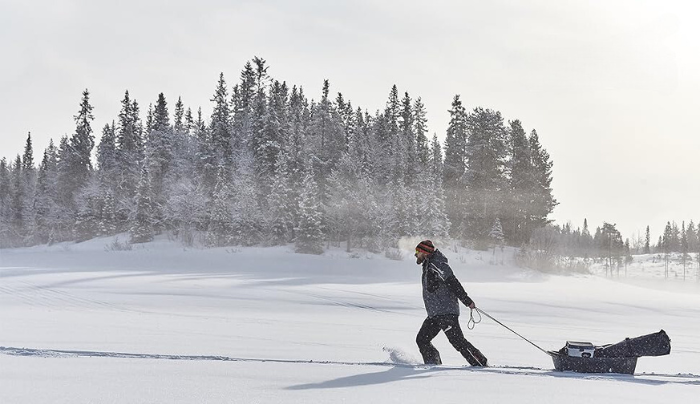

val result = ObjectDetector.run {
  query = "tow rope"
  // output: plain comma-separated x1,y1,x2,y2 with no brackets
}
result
471,308,553,357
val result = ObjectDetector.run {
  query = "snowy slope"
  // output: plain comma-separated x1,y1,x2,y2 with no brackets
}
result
1,236,699,403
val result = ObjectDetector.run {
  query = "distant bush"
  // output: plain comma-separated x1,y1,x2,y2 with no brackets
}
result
105,237,132,251
385,248,404,261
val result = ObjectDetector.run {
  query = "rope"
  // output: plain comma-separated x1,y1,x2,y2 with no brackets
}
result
474,308,553,357
467,307,482,330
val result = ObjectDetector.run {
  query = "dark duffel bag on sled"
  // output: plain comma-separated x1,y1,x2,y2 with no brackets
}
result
549,330,671,375
595,330,671,358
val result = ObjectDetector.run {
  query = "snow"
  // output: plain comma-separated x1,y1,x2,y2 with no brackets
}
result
1,236,699,403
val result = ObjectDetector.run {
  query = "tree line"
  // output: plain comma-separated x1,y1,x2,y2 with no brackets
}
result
0,57,557,254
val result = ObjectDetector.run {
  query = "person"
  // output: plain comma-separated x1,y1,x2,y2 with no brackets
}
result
414,240,488,366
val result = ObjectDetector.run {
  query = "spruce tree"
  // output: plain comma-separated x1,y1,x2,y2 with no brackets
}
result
205,166,235,247
145,93,173,232
0,158,11,246
686,221,698,253
267,152,295,245
528,129,557,232
489,217,505,262
10,155,24,244
414,98,430,169
507,120,534,245
21,133,37,243
115,91,144,228
231,150,264,246
417,135,450,238
74,176,102,242
399,92,417,185
463,107,508,242
644,225,651,254
443,95,468,236
68,89,95,194
194,107,216,192
210,73,232,165
32,144,59,244
295,164,324,254
130,165,155,244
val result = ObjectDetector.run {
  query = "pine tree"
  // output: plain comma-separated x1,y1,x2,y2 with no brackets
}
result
661,222,673,254
506,119,534,245
231,61,257,151
194,107,216,192
443,95,468,236
418,135,451,238
463,107,508,242
489,218,505,245
97,122,118,194
414,98,430,169
205,166,235,247
210,73,232,165
68,89,95,194
295,164,324,254
267,151,295,245
99,192,117,236
399,91,417,185
0,158,12,246
10,155,25,243
670,221,681,252
255,81,286,196
115,91,144,228
681,221,689,267
644,225,651,254
686,221,698,253
21,133,37,243
231,150,264,246
130,165,155,243
489,217,505,262
74,176,102,242
528,129,557,232
580,218,593,257
308,80,344,194
145,93,173,232
174,97,185,133
390,178,414,237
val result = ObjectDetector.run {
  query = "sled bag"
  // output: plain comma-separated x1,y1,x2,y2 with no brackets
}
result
595,330,671,358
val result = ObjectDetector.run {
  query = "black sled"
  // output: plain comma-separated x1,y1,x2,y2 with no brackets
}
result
548,330,671,375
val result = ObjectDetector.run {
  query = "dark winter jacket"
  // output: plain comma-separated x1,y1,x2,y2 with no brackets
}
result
421,249,474,318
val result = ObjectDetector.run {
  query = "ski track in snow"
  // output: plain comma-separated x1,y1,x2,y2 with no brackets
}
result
1,346,698,386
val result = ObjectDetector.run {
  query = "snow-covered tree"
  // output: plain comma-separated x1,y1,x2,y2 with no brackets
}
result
463,107,508,242
295,164,324,254
210,73,232,165
130,166,155,244
267,152,295,245
489,218,505,248
232,151,264,246
528,129,557,232
443,95,468,236
205,166,235,247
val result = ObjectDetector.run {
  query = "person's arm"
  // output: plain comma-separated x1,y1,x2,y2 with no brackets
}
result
429,261,476,308
445,276,475,308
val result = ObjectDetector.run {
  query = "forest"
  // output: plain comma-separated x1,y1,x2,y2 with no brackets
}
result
1,57,569,261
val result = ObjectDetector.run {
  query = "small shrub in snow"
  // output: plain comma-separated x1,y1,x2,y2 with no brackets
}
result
384,248,403,261
105,237,132,251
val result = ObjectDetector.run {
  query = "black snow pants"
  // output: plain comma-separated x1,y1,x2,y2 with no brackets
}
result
416,314,487,366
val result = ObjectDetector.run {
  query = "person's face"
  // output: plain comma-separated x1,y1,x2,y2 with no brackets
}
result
415,249,427,265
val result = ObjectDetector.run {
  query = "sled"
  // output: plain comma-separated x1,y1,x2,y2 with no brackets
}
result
549,330,671,375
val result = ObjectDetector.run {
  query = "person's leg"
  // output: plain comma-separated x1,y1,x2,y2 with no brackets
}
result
438,315,488,366
416,317,443,365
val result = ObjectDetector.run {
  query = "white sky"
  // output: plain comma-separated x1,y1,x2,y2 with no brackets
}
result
1,0,699,240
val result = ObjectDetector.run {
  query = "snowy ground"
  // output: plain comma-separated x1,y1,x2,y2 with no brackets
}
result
1,237,699,403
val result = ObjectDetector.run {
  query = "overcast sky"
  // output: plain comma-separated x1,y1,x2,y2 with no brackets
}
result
1,0,699,240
